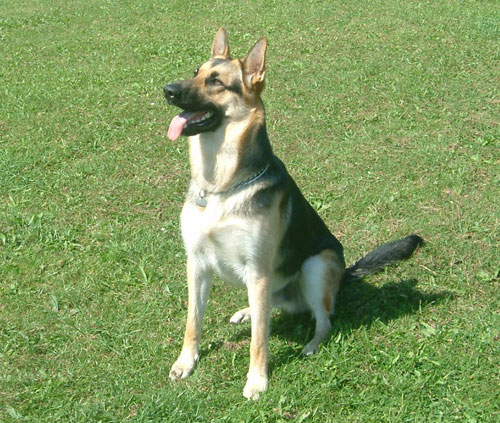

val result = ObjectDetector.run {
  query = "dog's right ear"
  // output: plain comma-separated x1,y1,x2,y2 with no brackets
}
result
211,27,230,59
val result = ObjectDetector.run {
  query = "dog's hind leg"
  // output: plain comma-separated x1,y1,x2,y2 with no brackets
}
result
299,249,344,355
230,307,251,324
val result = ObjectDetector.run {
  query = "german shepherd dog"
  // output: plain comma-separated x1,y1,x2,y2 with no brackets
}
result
163,28,422,400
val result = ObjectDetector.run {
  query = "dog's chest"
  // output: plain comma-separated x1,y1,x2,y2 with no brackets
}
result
180,198,259,287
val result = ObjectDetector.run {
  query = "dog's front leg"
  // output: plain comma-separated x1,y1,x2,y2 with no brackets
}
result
243,276,271,400
170,258,212,381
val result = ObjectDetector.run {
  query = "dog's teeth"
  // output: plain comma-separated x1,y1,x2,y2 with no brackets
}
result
200,112,212,122
190,112,213,125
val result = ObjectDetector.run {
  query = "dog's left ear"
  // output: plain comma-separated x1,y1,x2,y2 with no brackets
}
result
211,27,230,59
243,37,267,90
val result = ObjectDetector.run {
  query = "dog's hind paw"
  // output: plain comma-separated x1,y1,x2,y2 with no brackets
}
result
301,342,319,356
230,307,251,324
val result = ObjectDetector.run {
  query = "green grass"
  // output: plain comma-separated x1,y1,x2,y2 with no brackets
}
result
1,0,499,421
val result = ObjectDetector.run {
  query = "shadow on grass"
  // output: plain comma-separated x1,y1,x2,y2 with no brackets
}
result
223,278,453,372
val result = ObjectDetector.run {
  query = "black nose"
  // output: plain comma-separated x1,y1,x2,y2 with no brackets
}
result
164,83,180,104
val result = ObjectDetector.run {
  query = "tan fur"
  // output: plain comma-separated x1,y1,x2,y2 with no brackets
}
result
168,28,346,400
211,27,231,59
320,249,344,314
186,60,265,192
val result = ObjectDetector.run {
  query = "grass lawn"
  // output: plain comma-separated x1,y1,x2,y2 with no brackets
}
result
1,0,499,421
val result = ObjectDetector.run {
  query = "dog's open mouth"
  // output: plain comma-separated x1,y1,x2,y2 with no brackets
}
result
168,110,220,141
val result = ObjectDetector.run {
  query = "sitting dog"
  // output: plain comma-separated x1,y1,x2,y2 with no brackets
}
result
164,27,422,400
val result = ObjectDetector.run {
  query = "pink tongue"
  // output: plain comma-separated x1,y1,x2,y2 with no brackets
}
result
168,113,191,141
168,111,208,141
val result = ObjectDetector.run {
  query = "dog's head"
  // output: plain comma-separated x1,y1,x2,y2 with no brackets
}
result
164,28,267,141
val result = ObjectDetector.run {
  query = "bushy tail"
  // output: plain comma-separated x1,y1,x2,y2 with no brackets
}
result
345,234,423,281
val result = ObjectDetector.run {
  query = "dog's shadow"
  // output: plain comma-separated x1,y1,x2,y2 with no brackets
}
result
225,278,452,371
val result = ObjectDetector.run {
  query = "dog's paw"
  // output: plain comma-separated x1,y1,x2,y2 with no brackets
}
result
301,342,319,356
169,356,198,381
243,373,268,400
230,308,251,325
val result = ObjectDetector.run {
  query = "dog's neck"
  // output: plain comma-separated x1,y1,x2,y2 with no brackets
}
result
187,105,272,193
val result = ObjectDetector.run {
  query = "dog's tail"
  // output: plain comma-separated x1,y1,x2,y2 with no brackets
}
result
345,234,423,282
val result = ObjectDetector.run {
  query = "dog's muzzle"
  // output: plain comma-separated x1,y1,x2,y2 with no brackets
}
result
164,83,181,105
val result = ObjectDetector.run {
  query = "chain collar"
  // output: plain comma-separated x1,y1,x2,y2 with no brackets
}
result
196,163,270,208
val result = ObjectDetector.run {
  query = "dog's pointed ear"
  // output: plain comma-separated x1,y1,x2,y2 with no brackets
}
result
242,37,267,90
211,27,230,59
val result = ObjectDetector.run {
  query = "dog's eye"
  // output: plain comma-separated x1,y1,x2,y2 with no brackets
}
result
193,68,199,77
209,77,223,86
